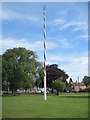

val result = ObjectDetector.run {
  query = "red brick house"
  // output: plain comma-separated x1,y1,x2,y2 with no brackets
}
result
67,81,86,92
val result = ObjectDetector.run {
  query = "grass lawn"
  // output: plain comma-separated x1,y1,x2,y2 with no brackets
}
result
2,93,89,118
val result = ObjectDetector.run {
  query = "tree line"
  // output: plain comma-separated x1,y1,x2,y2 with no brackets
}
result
2,47,90,95
1,47,69,95
0,47,90,94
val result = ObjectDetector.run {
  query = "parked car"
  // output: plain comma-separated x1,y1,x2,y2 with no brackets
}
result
30,88,42,94
39,88,44,93
17,89,25,93
35,89,41,94
30,89,35,94
26,89,31,93
46,90,49,94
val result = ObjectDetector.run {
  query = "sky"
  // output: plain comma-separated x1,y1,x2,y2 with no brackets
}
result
1,2,88,81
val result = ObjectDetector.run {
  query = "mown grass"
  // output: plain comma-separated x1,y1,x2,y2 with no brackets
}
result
2,93,89,118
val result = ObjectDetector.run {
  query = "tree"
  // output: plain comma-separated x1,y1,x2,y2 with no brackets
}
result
2,47,42,94
82,76,90,86
21,71,34,93
52,78,65,95
35,62,44,88
69,78,73,83
85,85,90,92
46,64,69,88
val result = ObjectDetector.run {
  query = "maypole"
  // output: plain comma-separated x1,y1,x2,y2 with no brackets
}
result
44,5,47,100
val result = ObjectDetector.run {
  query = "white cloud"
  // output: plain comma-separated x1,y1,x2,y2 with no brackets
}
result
47,55,65,62
61,58,88,81
58,10,68,16
2,9,39,22
80,35,88,40
74,34,88,41
65,55,88,80
46,53,88,81
1,38,59,53
48,3,88,34
1,38,88,81
49,17,88,36
1,38,42,51
46,41,58,50
49,4,88,33
58,39,71,48
47,36,72,49
60,21,88,32
69,56,88,65
47,53,88,65
73,22,88,32
53,18,65,25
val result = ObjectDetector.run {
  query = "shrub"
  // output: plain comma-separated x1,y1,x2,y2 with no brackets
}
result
52,80,65,95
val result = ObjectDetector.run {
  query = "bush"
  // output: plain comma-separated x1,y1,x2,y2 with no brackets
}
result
52,79,65,95
85,86,90,92
81,89,87,92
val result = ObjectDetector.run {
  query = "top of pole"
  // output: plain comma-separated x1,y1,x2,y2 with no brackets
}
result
44,5,45,18
44,5,45,10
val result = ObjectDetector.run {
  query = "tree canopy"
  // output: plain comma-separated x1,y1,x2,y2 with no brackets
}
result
46,64,69,87
82,76,90,86
2,48,70,95
2,47,43,94
52,78,65,95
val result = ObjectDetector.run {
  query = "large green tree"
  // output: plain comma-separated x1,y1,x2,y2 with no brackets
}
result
2,47,42,94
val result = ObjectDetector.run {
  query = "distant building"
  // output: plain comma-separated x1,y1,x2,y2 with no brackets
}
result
67,81,86,92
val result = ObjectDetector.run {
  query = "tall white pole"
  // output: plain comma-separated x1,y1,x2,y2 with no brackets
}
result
44,74,47,100
78,77,79,92
44,5,47,100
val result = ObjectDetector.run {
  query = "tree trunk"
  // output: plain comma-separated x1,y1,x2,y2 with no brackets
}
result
12,89,14,95
51,88,53,93
56,90,59,95
25,89,27,94
8,86,9,94
12,89,15,95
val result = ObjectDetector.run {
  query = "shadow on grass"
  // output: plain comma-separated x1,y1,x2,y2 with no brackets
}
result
48,93,90,99
59,95,89,99
2,93,90,99
2,93,44,97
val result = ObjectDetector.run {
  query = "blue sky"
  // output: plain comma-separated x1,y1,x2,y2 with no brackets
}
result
1,2,88,81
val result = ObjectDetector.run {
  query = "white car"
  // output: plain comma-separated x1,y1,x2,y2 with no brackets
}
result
39,88,44,93
35,89,41,94
33,88,41,94
17,89,25,93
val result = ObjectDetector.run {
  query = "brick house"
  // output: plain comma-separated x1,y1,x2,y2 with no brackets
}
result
67,81,86,92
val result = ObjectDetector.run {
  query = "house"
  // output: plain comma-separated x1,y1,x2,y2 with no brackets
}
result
67,81,86,92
